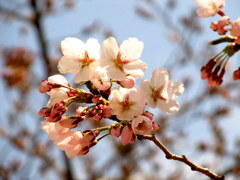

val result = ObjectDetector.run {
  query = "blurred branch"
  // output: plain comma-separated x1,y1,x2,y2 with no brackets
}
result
138,134,224,180
30,0,53,77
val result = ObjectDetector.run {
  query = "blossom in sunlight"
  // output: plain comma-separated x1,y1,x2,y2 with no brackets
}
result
41,120,70,141
54,130,85,158
42,120,98,158
90,67,111,91
141,68,184,114
195,0,225,18
58,37,100,83
45,74,71,107
100,37,147,81
131,115,153,135
210,16,230,35
230,17,240,44
110,87,145,121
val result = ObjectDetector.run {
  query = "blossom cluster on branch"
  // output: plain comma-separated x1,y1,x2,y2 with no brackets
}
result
195,0,240,86
38,37,184,158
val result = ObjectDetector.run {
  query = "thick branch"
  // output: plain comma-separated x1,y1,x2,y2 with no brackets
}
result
138,134,224,180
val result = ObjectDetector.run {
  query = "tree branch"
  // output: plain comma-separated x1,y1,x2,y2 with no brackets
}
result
138,134,224,180
30,0,53,77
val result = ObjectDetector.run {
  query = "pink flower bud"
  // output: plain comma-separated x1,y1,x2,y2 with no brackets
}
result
152,122,159,131
92,114,102,121
92,95,102,104
131,115,152,135
38,107,51,117
58,116,83,128
121,125,134,145
142,111,154,121
46,100,67,122
102,105,112,118
110,125,122,137
39,80,53,93
119,76,135,89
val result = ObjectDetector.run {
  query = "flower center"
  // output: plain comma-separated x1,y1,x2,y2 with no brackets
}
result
152,86,166,102
113,52,125,71
78,51,95,67
121,95,134,111
137,121,147,131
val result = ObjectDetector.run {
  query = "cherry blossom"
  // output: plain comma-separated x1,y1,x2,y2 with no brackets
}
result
141,68,184,114
110,87,145,121
58,37,100,83
54,130,85,158
39,36,187,158
90,67,111,91
195,0,225,18
100,37,147,81
41,120,70,141
46,74,70,107
230,17,240,44
210,16,230,35
131,115,153,135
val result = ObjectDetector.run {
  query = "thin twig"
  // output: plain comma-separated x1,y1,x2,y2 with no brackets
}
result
138,134,224,180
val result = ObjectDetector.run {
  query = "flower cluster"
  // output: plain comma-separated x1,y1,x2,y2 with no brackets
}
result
195,0,240,86
39,37,184,158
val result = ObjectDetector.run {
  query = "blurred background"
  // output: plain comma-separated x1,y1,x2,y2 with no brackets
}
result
0,0,240,179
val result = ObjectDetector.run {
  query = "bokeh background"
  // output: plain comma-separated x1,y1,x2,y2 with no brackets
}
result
0,0,240,179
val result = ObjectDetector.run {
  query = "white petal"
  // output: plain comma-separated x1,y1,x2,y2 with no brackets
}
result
102,37,119,58
157,99,179,114
141,80,157,108
150,68,169,88
124,60,147,79
58,56,81,74
65,144,81,158
86,38,100,60
48,74,69,86
120,38,143,59
196,8,214,17
166,81,184,100
106,63,126,81
61,37,85,57
47,89,68,107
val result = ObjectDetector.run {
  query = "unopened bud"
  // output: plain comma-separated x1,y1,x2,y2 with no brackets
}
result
119,76,135,89
38,107,51,117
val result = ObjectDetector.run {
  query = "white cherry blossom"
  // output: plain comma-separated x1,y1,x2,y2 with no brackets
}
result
141,68,184,114
100,37,147,81
58,37,100,83
195,0,225,17
90,67,111,90
47,74,70,107
110,87,145,121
